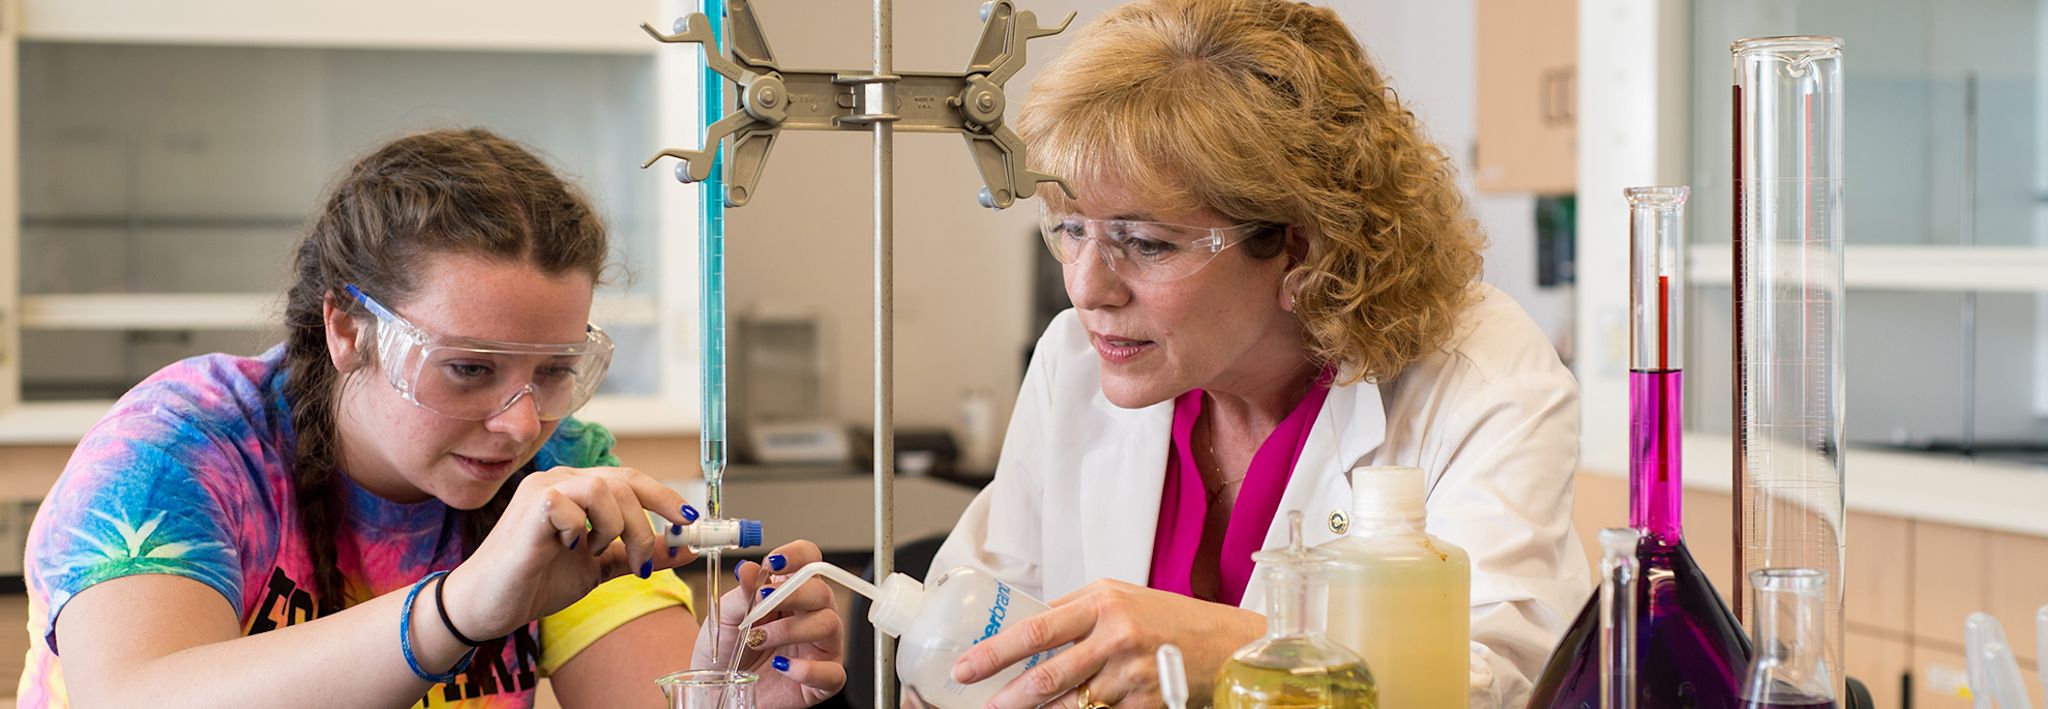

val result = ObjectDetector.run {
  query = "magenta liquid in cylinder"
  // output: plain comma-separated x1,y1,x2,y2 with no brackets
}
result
1527,186,1751,708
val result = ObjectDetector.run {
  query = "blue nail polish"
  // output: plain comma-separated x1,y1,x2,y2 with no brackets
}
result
671,522,684,535
680,505,700,522
759,586,774,599
734,565,744,581
669,546,680,557
768,554,788,571
639,561,653,579
772,656,791,672
569,536,580,550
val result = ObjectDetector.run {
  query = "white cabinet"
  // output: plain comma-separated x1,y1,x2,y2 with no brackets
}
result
0,0,705,442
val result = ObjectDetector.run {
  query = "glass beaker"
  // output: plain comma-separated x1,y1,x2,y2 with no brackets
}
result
657,669,759,709
1738,569,1835,709
1731,35,1847,694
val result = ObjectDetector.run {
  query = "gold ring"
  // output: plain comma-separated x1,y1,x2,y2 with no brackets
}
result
1078,685,1111,709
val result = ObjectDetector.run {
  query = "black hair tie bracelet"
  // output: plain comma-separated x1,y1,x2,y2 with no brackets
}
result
434,573,484,647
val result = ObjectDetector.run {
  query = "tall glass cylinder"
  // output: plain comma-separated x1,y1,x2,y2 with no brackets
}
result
1731,36,1846,690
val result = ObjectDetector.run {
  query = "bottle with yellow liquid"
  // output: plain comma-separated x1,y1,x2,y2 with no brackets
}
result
1213,511,1378,709
1319,465,1471,708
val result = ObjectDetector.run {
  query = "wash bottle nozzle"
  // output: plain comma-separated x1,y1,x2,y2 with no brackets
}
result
745,562,883,628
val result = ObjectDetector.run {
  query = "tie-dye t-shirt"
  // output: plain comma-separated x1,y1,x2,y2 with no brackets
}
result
18,346,688,707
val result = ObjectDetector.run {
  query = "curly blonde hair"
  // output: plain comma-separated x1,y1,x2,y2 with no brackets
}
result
1018,0,1484,384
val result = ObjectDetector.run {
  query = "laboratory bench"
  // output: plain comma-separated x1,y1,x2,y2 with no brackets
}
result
0,431,2041,708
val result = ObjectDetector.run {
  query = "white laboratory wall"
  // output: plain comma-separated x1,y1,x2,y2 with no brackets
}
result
1325,0,1573,353
723,0,1571,469
1574,0,1690,476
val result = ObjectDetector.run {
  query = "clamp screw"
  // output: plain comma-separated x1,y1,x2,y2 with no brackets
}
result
978,187,1012,209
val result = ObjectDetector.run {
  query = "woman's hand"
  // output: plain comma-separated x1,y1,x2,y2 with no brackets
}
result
443,466,698,640
951,579,1264,709
694,540,848,709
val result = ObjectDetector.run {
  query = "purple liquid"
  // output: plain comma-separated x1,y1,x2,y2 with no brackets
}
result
1741,702,1835,709
1527,542,1752,708
1630,370,1684,543
1527,370,1753,708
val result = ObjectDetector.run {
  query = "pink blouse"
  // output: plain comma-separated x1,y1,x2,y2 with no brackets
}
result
1146,374,1332,607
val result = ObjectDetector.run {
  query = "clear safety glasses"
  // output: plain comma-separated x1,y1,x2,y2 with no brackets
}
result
1038,206,1277,283
346,284,613,422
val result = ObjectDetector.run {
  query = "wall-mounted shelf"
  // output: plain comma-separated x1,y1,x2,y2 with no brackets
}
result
1688,244,2048,293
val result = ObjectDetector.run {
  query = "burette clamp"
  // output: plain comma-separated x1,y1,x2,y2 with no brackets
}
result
641,0,1077,209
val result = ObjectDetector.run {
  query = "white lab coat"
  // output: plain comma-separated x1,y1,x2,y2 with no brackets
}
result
930,283,1589,708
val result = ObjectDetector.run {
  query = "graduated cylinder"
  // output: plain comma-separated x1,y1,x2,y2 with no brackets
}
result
1731,35,1846,692
1628,186,1687,544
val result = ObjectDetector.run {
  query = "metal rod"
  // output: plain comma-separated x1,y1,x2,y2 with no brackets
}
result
1960,72,1978,455
872,0,897,704
1729,81,1748,620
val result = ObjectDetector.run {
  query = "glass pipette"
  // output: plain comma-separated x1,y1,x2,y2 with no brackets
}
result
1157,644,1188,709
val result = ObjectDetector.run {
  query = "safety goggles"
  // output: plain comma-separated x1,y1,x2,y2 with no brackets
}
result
346,284,613,422
1038,206,1277,283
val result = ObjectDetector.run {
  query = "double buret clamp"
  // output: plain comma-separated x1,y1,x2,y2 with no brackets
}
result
642,0,1079,210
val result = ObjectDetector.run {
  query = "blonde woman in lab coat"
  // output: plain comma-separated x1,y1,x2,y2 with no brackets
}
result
928,0,1588,707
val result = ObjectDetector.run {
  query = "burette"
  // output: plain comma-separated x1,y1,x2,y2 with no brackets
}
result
698,0,731,659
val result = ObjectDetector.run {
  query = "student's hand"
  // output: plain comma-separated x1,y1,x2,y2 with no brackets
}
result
951,579,1263,709
694,540,848,709
444,466,697,640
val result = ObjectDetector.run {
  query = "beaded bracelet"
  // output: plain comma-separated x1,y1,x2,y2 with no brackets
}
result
401,570,478,684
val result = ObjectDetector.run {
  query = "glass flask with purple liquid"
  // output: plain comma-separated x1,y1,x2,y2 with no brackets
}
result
1526,186,1752,709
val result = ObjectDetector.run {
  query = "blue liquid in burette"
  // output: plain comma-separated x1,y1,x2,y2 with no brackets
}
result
698,0,729,509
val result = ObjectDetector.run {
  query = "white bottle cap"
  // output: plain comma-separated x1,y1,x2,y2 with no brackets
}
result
1349,465,1426,527
868,572,926,638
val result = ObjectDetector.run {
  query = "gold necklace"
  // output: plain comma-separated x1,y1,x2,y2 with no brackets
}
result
1203,435,1246,499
